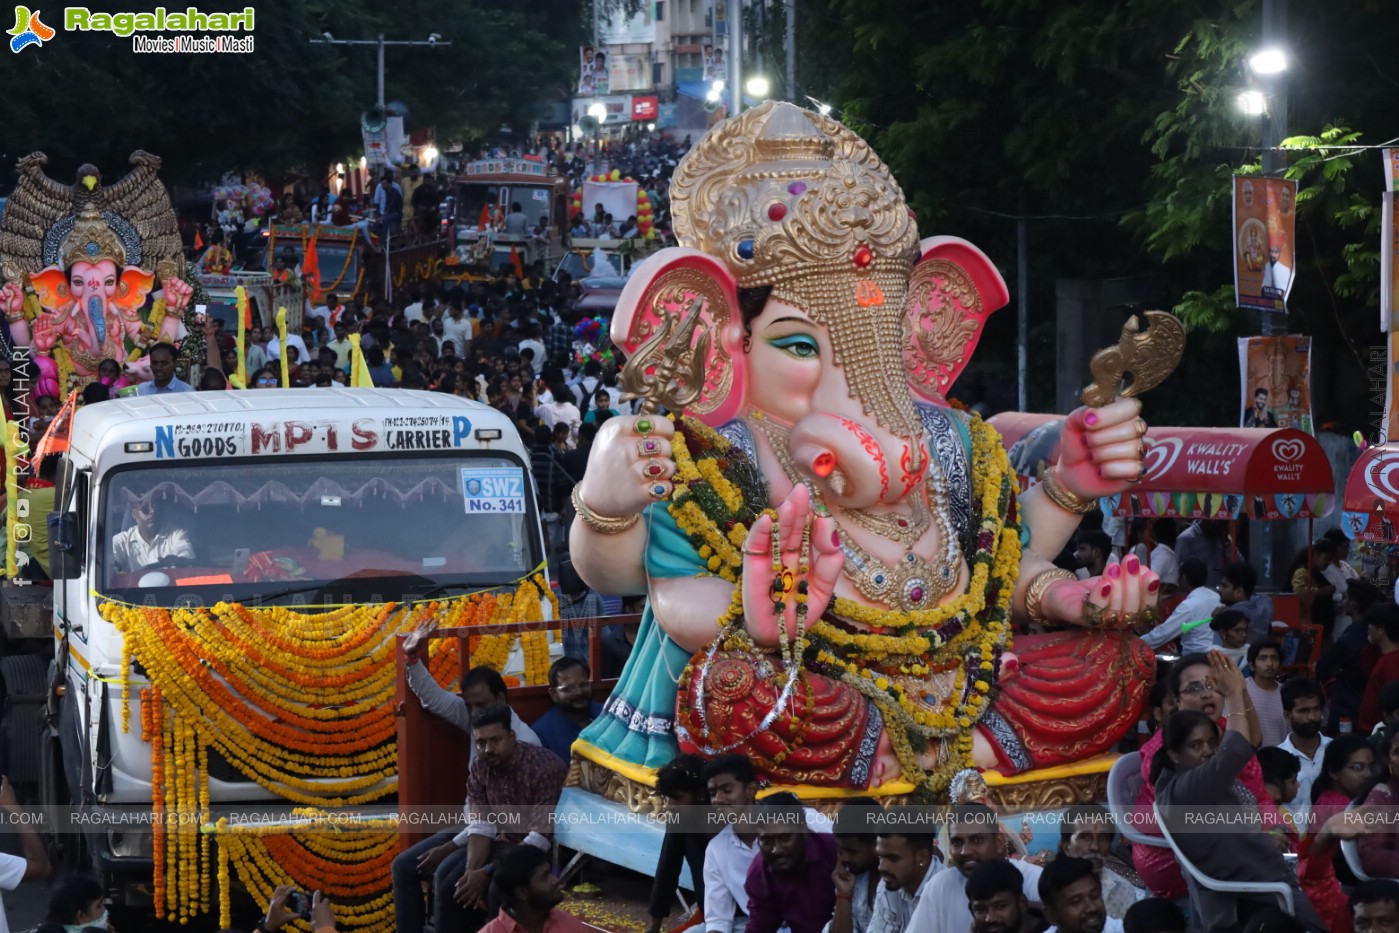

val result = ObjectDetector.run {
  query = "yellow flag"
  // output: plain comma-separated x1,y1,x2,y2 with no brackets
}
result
275,306,289,388
233,285,249,390
349,333,374,388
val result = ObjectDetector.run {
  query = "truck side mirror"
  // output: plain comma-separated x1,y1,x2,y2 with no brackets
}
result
48,512,83,580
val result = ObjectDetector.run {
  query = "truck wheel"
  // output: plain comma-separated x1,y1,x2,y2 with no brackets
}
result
38,725,87,874
0,654,48,792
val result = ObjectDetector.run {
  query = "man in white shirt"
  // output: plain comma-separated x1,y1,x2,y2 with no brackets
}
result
1137,557,1219,655
1262,242,1293,297
307,292,345,330
111,498,195,575
908,804,1041,933
518,324,547,376
865,829,942,933
441,302,474,354
1276,678,1331,829
1039,856,1123,933
703,754,763,933
0,775,51,933
699,756,832,933
266,331,311,364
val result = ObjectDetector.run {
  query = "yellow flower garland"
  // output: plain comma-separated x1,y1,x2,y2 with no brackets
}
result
104,575,556,926
670,413,1021,794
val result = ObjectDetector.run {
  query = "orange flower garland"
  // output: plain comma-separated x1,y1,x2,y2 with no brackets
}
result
106,576,556,927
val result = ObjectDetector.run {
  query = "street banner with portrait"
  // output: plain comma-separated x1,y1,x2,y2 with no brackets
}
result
702,43,725,81
1233,175,1298,314
1239,335,1313,435
578,46,610,96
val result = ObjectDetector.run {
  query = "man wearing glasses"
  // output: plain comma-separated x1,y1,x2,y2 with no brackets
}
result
531,657,602,763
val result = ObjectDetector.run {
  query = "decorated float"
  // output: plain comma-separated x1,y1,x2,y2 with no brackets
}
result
546,101,1190,861
0,151,198,395
570,170,657,240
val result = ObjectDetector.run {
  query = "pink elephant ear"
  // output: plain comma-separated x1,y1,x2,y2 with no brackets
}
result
112,267,156,312
610,247,746,426
902,236,1011,404
28,267,70,311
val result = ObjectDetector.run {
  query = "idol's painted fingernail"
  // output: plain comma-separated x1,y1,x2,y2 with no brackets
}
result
832,531,841,547
1101,584,1113,598
1084,411,1099,427
1126,555,1140,574
1107,563,1121,579
1148,580,1161,593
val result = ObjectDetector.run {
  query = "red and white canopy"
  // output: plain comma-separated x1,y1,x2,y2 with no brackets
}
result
988,414,1334,521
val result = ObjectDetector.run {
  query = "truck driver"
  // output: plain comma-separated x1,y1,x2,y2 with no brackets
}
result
111,497,195,575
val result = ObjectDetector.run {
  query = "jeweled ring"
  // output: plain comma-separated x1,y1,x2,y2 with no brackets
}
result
647,482,670,500
644,459,666,478
743,547,766,556
638,439,661,457
636,417,654,436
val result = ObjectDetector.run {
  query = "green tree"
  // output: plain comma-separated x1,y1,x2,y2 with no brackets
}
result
800,0,1399,430
0,0,577,188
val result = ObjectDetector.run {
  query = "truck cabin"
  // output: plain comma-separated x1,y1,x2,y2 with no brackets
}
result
58,392,543,608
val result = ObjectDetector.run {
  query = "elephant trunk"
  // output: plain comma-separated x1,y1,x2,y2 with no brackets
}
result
787,413,923,511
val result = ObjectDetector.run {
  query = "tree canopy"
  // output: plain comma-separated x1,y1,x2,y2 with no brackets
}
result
799,0,1399,431
0,0,579,188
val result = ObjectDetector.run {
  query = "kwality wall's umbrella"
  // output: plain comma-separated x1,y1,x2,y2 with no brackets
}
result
987,413,1335,521
1342,443,1399,541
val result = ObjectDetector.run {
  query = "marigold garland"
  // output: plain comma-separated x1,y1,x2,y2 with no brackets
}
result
671,413,1021,793
105,575,555,927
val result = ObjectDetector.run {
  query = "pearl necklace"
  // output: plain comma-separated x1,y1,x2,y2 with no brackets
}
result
748,411,963,611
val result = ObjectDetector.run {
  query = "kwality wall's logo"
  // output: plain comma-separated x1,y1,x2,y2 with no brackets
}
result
10,5,255,54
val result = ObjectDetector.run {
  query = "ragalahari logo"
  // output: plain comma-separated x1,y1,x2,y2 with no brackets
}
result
8,6,54,52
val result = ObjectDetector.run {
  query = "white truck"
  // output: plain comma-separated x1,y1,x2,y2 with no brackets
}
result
0,389,545,902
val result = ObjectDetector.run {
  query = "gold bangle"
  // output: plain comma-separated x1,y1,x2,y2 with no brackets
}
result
1025,568,1078,625
1040,468,1099,515
571,486,641,535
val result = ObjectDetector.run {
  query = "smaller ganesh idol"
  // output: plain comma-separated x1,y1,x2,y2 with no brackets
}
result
0,151,194,394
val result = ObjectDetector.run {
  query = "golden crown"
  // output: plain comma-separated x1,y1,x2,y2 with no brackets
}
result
59,202,127,269
670,101,925,439
670,100,919,291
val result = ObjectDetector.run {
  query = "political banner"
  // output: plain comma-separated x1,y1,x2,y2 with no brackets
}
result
578,45,609,96
1233,175,1298,314
1239,335,1313,435
702,42,725,82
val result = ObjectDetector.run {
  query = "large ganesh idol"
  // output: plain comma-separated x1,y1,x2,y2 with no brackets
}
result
570,102,1161,794
0,152,193,393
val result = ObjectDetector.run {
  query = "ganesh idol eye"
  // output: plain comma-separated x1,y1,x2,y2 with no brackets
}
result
765,334,820,359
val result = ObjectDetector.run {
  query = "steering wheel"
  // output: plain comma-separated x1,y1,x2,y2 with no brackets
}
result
151,556,199,570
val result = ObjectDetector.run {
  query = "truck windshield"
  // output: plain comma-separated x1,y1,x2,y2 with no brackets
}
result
98,455,538,604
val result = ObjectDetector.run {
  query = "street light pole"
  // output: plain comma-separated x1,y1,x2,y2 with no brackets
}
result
785,0,795,100
308,32,452,110
728,0,742,114
1259,0,1286,337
